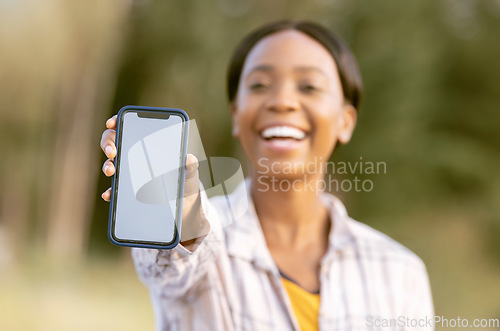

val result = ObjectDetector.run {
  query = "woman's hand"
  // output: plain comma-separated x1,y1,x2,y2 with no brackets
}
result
100,115,208,245
100,115,118,200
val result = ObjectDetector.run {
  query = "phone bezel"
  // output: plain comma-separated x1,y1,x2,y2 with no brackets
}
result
107,105,189,249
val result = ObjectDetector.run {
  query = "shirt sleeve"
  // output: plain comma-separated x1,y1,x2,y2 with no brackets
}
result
131,184,225,299
403,260,435,330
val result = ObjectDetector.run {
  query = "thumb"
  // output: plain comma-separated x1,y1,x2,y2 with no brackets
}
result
184,154,200,197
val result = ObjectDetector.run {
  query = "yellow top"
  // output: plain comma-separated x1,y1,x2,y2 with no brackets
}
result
281,276,320,331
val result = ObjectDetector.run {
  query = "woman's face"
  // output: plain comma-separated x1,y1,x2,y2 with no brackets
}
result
232,30,357,178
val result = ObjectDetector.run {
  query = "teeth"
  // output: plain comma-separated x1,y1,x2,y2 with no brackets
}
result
261,126,306,140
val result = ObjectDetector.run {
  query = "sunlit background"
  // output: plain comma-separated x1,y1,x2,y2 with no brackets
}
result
1,0,499,330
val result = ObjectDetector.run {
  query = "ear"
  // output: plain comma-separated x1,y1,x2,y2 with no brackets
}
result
337,104,357,144
230,102,240,138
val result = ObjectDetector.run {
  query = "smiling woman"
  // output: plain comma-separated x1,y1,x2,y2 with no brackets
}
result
100,20,434,331
231,29,357,188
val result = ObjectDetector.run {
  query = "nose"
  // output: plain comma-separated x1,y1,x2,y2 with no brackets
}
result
265,82,300,113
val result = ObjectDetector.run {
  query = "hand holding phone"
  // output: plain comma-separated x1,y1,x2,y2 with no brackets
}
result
100,106,208,249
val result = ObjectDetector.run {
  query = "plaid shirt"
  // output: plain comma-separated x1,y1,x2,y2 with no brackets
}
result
132,179,434,331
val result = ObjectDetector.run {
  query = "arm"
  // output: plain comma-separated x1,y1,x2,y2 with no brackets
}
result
131,185,224,298
403,260,435,330
100,115,225,298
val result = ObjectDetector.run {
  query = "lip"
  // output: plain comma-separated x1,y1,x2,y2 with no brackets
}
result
259,135,308,152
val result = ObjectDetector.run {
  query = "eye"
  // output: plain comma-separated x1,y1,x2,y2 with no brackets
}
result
248,82,269,91
299,83,320,93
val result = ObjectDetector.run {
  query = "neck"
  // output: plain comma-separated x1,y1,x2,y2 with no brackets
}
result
251,172,330,250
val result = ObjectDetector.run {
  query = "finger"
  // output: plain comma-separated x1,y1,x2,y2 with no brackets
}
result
101,188,111,202
100,129,116,159
106,115,117,130
102,159,115,177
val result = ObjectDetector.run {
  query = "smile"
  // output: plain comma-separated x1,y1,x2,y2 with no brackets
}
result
259,125,308,151
260,125,307,140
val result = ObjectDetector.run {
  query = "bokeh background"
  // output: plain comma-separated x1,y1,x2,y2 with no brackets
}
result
1,0,499,330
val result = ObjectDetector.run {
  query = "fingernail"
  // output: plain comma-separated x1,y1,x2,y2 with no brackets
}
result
104,165,109,174
105,146,113,156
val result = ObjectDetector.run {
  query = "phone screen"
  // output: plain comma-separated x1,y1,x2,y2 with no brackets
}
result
110,109,187,247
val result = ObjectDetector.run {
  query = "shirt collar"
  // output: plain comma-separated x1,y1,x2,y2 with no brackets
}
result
225,178,357,273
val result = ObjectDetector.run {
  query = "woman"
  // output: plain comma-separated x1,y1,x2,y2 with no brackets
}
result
100,20,433,331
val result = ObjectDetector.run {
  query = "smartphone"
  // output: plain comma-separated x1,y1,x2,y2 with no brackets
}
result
108,105,189,249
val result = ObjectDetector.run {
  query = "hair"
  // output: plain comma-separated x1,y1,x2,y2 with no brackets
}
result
226,20,363,110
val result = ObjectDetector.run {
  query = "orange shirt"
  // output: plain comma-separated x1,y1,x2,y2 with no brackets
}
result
281,272,320,331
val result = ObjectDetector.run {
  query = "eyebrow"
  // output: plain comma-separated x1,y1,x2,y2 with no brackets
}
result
246,65,329,77
246,65,273,74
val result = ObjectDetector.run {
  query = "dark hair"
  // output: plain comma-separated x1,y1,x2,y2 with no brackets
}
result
226,20,363,110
